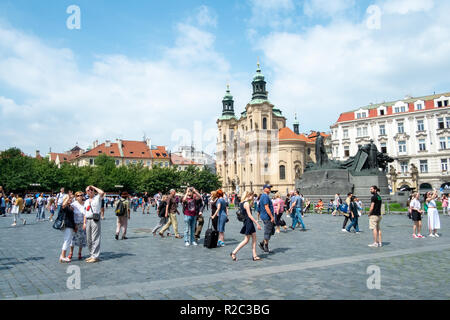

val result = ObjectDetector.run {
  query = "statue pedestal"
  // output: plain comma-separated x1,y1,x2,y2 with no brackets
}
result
296,169,389,197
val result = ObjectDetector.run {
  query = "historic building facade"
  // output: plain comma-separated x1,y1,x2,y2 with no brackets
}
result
216,64,317,195
330,92,450,193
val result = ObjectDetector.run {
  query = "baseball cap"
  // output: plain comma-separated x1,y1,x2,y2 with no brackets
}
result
263,184,273,190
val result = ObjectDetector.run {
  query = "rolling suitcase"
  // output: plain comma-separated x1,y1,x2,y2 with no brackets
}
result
204,217,218,248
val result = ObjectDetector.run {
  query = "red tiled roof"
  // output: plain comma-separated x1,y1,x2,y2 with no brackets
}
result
121,140,152,159
83,143,121,157
278,127,313,142
151,146,169,160
49,152,73,162
307,131,330,141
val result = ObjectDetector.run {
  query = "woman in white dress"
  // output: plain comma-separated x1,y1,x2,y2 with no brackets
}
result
426,190,440,237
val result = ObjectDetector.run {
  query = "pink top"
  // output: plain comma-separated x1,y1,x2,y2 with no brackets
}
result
443,198,448,207
273,198,285,214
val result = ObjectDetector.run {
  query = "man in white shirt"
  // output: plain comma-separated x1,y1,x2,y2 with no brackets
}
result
51,187,66,222
83,185,105,263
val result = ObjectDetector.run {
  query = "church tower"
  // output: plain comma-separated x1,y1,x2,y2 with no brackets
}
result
293,113,300,135
222,85,235,117
251,62,268,101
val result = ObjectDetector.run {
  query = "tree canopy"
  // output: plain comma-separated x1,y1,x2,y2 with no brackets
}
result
0,149,221,194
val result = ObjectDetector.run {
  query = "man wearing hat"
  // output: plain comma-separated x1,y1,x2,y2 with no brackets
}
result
258,184,275,253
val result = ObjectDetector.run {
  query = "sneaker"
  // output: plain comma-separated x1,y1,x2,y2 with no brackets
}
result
115,234,119,240
417,234,424,238
192,241,198,246
429,233,435,237
434,233,440,237
11,223,17,227
413,234,418,238
264,244,270,253
368,243,378,247
378,242,382,247
341,229,347,232
185,242,190,247
219,241,225,247
355,231,361,234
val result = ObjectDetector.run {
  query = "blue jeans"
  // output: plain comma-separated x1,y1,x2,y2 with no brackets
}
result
291,208,305,229
346,217,359,232
184,215,197,244
37,206,45,219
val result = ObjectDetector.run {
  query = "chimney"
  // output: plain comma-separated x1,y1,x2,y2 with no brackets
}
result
36,150,40,158
105,140,111,147
93,140,99,148
146,138,152,148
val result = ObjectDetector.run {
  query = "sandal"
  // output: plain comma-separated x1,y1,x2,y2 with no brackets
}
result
67,253,73,260
253,256,261,261
230,252,237,261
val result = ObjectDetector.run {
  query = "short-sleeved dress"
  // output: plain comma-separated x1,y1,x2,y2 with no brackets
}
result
217,198,227,233
240,201,256,235
427,199,440,230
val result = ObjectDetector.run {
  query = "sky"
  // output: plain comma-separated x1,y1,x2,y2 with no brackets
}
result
1,0,449,158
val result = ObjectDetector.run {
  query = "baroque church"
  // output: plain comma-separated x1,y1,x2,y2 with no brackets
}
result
216,63,324,195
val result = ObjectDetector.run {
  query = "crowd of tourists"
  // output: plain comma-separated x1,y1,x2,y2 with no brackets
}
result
0,184,446,263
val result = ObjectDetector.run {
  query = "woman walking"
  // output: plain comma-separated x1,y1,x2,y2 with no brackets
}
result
59,194,76,263
152,195,168,235
209,191,218,231
273,193,286,233
211,189,228,247
11,194,26,226
69,191,87,260
427,190,440,237
409,192,424,238
345,196,360,233
442,194,448,215
230,191,262,261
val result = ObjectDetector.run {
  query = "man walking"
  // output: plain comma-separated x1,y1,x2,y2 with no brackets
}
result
290,190,306,230
368,186,382,247
51,187,66,222
142,191,150,214
159,189,182,239
258,184,275,253
83,185,105,263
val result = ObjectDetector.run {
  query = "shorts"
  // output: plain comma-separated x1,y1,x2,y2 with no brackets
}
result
263,220,274,240
369,215,382,230
411,210,422,222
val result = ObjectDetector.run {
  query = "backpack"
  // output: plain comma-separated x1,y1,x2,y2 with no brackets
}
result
115,199,127,217
236,202,247,222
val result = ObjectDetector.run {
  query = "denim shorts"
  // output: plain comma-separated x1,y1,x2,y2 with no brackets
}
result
263,220,274,240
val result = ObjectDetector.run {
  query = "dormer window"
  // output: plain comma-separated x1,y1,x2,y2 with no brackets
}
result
156,153,161,157
163,153,167,157
98,151,102,153
434,96,449,108
377,106,387,116
130,151,134,154
393,101,408,113
110,151,114,154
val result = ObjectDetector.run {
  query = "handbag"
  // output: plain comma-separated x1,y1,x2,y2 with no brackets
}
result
52,209,66,230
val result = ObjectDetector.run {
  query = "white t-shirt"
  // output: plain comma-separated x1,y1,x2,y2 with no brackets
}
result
84,195,102,218
410,199,421,211
56,193,66,206
71,201,85,224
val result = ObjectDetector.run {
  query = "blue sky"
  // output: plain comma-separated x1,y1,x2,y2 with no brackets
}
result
1,0,449,157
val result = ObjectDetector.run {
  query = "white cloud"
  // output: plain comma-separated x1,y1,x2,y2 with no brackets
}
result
0,21,235,156
256,0,450,133
248,0,296,29
195,5,218,27
303,0,355,17
382,0,434,15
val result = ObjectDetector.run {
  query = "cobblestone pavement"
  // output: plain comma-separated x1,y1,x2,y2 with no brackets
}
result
0,207,449,300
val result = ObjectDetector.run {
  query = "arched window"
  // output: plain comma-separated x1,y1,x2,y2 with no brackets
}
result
263,117,267,130
250,119,253,130
279,165,286,180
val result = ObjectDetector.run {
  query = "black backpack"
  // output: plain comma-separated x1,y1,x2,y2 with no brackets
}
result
236,202,247,222
115,199,127,217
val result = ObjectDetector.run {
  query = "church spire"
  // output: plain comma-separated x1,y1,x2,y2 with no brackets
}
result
251,61,268,101
222,84,235,117
293,113,299,134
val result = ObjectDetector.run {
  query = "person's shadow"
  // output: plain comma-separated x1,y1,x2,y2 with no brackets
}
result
100,252,135,261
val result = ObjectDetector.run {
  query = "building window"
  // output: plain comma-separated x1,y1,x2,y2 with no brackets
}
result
418,139,426,151
132,160,137,164
126,160,130,165
417,120,424,131
420,160,428,173
89,158,94,165
379,124,385,135
262,117,267,130
147,161,151,166
398,141,406,153
381,143,387,153
380,109,385,116
344,146,350,157
343,129,348,139
438,101,442,107
438,118,444,129
440,137,446,150
279,165,286,180
446,117,450,128
400,161,408,173
250,119,253,130
115,160,120,166
356,112,367,119
442,159,448,172
397,122,404,134
357,127,362,137
416,103,423,110
363,127,368,136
